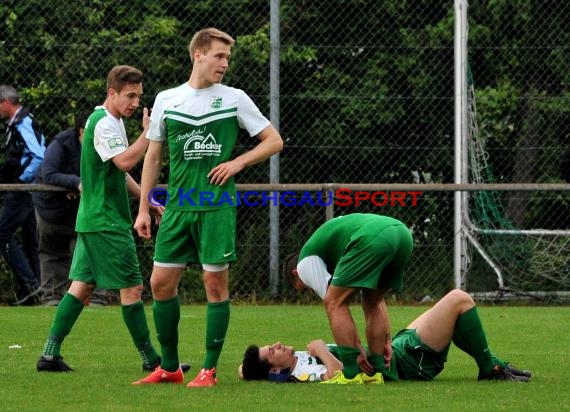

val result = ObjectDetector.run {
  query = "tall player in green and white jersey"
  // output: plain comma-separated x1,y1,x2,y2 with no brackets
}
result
37,65,165,373
133,28,283,386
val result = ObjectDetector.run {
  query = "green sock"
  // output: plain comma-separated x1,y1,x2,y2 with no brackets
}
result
121,300,160,368
336,346,361,379
153,296,180,372
452,306,495,374
204,300,230,370
42,293,84,356
368,353,399,381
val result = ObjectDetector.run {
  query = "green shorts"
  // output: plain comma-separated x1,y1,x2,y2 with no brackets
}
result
69,231,142,289
331,223,413,292
392,329,449,381
154,207,237,265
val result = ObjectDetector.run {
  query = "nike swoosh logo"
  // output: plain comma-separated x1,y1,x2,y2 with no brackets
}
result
223,252,232,257
213,338,225,343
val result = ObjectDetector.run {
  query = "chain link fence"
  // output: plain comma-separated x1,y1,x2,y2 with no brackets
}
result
0,0,568,304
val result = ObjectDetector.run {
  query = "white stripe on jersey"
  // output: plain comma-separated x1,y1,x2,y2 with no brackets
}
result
165,110,237,127
290,351,328,382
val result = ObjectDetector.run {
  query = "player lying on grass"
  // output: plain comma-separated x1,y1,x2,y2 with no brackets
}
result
239,289,532,383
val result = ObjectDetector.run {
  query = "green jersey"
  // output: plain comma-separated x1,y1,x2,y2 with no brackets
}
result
75,106,132,232
148,83,270,211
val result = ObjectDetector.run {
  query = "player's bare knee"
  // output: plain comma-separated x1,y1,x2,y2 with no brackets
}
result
150,277,178,300
149,276,161,293
68,280,95,301
204,282,229,302
120,284,143,302
448,288,475,310
323,295,346,312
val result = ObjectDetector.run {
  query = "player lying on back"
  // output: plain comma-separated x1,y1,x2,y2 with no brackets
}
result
239,289,531,383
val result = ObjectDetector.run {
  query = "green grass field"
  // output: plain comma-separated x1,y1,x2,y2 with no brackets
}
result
2,303,569,411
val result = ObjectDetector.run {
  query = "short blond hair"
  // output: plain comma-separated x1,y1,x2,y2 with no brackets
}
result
188,28,235,63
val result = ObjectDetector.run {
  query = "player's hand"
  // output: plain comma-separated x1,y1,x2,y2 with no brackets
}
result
306,339,327,357
134,212,152,240
149,204,164,226
384,337,393,369
357,345,374,375
141,107,150,130
207,159,245,186
67,182,82,199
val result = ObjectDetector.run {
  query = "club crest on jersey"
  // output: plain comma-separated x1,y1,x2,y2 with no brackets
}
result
210,96,222,109
108,137,125,150
183,133,222,160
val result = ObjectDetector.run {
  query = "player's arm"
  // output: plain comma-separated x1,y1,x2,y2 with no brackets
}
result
128,170,164,231
134,140,163,239
306,340,343,381
111,107,150,172
208,124,283,186
126,173,141,198
42,140,80,191
323,285,364,352
16,119,45,182
378,299,392,368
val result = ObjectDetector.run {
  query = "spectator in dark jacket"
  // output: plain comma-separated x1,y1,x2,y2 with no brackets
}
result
0,85,45,305
33,114,112,306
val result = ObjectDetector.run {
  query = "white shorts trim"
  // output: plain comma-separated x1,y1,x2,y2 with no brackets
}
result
154,261,187,268
202,263,229,272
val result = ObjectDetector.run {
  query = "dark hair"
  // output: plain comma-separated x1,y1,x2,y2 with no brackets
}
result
106,65,143,92
283,253,300,288
241,345,271,381
74,112,89,132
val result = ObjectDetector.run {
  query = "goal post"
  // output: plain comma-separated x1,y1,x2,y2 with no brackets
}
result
459,0,570,302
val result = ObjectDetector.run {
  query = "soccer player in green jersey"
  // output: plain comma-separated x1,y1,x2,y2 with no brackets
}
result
37,65,165,373
283,213,414,384
133,28,283,386
239,290,531,383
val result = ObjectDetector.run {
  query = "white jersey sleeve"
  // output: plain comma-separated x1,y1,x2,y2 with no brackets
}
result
290,352,328,382
93,109,128,162
236,91,270,137
297,256,331,300
147,94,166,142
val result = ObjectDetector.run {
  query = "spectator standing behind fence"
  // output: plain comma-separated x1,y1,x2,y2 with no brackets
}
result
36,65,164,373
133,27,283,387
0,85,45,305
32,114,113,306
